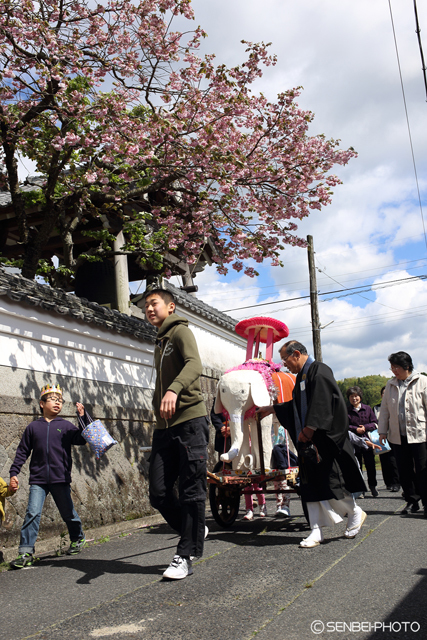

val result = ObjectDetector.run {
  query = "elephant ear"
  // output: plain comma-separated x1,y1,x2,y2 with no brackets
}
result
250,375,271,408
214,382,224,414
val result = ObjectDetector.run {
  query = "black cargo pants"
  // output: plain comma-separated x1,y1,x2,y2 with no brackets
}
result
149,416,209,558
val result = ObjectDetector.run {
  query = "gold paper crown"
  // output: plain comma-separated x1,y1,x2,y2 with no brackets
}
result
40,384,62,399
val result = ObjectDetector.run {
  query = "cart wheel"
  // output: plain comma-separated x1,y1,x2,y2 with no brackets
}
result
209,461,240,528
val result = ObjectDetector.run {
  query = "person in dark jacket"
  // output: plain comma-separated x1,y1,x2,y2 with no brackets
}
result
347,386,379,497
257,341,366,548
9,384,88,569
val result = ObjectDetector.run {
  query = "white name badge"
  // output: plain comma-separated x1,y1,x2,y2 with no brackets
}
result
300,381,306,391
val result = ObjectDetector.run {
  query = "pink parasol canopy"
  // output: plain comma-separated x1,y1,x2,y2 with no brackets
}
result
235,317,289,361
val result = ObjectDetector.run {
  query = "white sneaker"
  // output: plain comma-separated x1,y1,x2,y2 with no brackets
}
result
345,508,367,538
163,555,193,580
275,506,291,517
204,525,209,539
259,505,267,518
243,509,254,521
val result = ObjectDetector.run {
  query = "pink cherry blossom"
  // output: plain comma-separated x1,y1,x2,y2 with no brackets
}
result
0,0,357,284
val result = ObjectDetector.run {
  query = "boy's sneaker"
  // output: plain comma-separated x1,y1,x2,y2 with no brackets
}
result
243,509,254,521
276,506,291,517
163,555,193,580
259,504,267,518
67,537,86,555
10,553,38,569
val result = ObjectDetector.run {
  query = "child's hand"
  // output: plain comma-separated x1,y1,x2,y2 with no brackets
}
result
76,402,85,416
9,476,19,491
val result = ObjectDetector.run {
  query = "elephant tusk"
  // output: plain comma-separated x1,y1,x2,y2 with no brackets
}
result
243,454,253,469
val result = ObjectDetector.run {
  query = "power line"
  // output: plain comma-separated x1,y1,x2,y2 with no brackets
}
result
413,0,427,101
388,0,427,254
223,274,427,312
201,254,427,304
315,258,402,312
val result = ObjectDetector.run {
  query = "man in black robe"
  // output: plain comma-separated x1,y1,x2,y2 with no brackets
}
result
258,340,366,548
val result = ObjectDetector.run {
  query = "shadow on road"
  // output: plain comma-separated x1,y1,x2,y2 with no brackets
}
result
43,555,168,584
365,568,427,640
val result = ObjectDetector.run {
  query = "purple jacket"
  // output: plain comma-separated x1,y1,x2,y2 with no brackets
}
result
9,416,86,485
347,403,378,435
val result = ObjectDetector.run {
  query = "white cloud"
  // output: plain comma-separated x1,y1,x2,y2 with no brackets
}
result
188,0,427,381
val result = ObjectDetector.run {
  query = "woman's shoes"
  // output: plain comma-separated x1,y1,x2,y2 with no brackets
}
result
243,509,254,521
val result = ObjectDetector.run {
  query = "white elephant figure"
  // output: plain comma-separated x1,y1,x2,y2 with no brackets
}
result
214,369,273,472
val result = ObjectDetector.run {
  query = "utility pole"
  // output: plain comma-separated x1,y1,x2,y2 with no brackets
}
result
307,235,322,362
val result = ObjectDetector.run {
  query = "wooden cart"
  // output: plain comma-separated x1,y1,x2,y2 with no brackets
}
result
208,463,300,528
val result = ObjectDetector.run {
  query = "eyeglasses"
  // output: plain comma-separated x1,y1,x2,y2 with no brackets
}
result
281,354,292,364
44,396,63,404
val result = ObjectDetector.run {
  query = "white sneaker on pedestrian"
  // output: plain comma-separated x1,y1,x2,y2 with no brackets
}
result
275,506,291,517
243,509,254,521
345,508,367,538
259,504,267,518
163,555,193,580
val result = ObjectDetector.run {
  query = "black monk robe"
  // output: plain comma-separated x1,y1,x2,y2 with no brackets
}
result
274,361,366,502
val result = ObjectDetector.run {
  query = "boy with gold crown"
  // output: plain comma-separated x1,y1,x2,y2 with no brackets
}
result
9,383,88,569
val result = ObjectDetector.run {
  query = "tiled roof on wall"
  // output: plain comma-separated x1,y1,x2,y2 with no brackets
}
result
0,269,157,343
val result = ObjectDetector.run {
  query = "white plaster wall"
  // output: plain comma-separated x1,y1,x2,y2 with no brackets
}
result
174,305,246,371
0,296,246,392
0,298,155,389
190,325,246,371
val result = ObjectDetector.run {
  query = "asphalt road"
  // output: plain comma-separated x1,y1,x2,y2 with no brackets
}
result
2,483,427,640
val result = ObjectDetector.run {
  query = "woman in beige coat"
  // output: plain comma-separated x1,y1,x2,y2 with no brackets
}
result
378,351,427,517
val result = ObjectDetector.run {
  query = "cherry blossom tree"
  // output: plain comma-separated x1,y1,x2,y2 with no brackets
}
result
0,0,357,286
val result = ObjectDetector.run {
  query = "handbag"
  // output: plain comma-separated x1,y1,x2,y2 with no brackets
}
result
78,411,117,460
368,429,391,454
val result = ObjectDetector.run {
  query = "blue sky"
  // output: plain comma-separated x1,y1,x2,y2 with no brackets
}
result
163,0,427,380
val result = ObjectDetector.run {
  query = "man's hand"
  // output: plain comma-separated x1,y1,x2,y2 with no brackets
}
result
160,391,177,420
356,426,366,435
298,427,315,443
9,476,19,491
256,405,274,419
75,402,85,417
220,425,230,437
379,435,388,446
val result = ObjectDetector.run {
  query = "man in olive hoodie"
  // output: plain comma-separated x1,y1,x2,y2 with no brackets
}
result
145,286,208,580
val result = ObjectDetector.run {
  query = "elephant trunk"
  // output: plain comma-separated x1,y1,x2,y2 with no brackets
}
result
220,414,244,462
